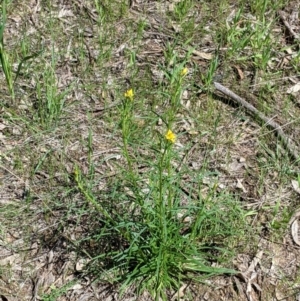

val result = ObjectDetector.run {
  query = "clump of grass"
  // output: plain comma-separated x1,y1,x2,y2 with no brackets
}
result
0,0,43,103
41,280,77,301
0,0,14,99
32,47,73,128
73,61,248,300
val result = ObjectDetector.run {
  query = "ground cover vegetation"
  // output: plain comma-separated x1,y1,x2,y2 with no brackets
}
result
1,0,300,300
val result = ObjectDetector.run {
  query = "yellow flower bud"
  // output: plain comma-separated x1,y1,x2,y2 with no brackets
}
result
165,129,176,143
124,89,134,101
180,67,188,77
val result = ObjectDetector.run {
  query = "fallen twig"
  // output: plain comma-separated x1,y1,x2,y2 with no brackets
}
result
278,10,300,41
90,101,121,115
213,81,299,160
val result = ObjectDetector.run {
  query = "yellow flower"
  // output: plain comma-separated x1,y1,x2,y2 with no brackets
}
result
165,129,176,143
180,67,188,77
124,88,134,101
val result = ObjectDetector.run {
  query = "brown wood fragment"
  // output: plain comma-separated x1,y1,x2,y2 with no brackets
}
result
278,10,300,41
213,82,299,161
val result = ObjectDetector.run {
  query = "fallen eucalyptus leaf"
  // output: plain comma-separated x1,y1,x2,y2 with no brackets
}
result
287,82,300,94
292,180,300,194
291,219,300,246
192,50,213,60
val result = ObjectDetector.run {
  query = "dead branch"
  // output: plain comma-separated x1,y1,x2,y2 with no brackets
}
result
213,81,299,161
278,10,300,41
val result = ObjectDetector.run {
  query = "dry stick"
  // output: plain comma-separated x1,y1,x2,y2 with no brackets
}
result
90,101,121,115
278,10,300,41
213,82,299,161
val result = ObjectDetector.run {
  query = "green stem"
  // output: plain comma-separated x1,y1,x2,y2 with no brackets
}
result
158,146,168,242
74,165,113,223
122,134,133,175
166,147,173,211
121,101,134,175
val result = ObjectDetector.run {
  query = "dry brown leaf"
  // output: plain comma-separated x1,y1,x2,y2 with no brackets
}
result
234,65,245,80
71,283,83,290
0,254,21,266
236,178,247,193
75,259,86,272
291,219,300,246
239,157,246,163
171,283,188,301
222,161,245,173
192,50,213,60
291,180,300,194
246,272,258,301
58,9,74,18
171,22,181,33
233,276,245,296
287,82,300,94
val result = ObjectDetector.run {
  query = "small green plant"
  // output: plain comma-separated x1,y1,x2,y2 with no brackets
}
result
41,281,77,301
173,0,194,21
33,49,72,128
201,52,219,90
0,0,14,98
250,0,284,20
220,7,253,56
73,63,247,300
136,19,148,39
250,18,273,71
0,0,42,100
